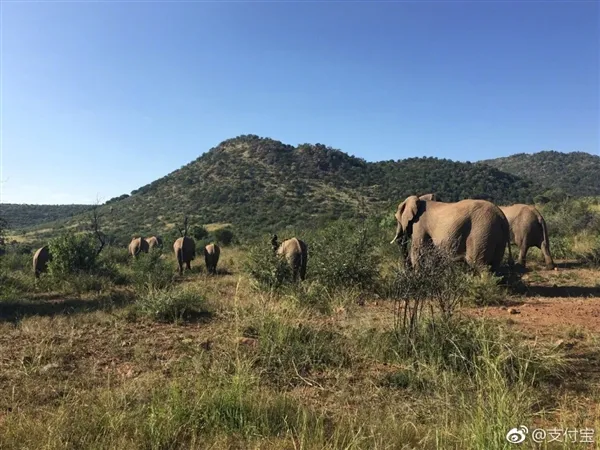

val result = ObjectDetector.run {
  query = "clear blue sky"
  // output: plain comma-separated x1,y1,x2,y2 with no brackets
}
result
1,1,598,205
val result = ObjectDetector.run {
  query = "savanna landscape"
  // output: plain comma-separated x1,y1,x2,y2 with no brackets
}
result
1,136,600,449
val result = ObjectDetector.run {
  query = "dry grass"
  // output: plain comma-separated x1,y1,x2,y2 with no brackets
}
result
0,246,599,449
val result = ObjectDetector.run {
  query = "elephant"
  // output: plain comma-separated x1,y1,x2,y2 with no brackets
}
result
204,243,220,275
145,236,163,250
418,193,439,201
500,204,555,270
33,245,51,278
271,234,308,281
173,236,196,275
390,195,513,273
128,237,149,257
396,193,441,265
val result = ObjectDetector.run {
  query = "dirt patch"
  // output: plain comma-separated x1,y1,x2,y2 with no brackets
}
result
466,297,600,336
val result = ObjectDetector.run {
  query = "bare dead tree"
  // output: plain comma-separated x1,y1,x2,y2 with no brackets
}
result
89,199,106,256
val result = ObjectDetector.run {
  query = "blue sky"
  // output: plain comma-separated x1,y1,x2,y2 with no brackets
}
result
1,1,598,205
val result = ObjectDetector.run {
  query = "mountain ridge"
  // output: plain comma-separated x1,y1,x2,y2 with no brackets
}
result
2,136,598,242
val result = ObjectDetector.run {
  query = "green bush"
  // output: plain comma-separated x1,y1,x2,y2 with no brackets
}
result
192,225,209,241
213,227,235,246
245,243,294,291
98,246,130,265
0,252,31,272
135,285,209,323
130,250,174,291
307,219,379,291
48,232,99,276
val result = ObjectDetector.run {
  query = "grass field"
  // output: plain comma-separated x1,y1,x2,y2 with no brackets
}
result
1,229,600,450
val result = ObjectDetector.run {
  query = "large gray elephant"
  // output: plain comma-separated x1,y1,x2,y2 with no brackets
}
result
33,245,51,278
174,236,196,275
396,193,442,265
390,195,513,272
500,204,555,270
145,236,163,250
128,237,149,257
271,234,308,281
204,243,220,275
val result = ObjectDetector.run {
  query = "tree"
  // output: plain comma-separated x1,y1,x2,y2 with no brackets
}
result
214,227,234,246
192,225,209,241
88,201,106,256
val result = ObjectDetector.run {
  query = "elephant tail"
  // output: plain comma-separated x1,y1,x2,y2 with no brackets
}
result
537,212,550,252
502,215,514,268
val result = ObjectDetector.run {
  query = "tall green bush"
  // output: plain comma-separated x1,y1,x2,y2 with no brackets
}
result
48,232,99,276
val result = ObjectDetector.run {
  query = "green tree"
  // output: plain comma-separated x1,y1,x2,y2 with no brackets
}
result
214,227,235,246
48,232,99,276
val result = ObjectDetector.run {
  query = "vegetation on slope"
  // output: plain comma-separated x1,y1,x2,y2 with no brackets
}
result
5,135,544,244
0,204,92,230
481,150,600,197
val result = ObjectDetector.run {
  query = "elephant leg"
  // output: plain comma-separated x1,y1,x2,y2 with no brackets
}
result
517,244,528,268
540,243,555,269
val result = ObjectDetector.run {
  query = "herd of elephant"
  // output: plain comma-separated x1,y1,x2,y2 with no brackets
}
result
31,193,554,280
389,193,555,273
31,231,310,281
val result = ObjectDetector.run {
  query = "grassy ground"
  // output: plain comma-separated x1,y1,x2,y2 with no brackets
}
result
1,238,599,450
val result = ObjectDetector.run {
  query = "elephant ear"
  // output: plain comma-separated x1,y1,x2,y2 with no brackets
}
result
399,195,420,230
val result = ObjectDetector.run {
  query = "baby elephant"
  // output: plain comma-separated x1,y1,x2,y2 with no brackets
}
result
173,236,196,275
204,243,220,275
271,234,308,281
33,245,51,278
129,236,149,257
500,204,555,270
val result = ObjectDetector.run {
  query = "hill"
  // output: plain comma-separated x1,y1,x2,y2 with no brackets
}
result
4,135,542,242
481,151,600,197
0,204,93,230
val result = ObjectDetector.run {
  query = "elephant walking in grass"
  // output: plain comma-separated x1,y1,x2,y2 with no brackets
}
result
145,236,163,250
390,195,513,273
500,204,555,270
174,236,196,275
129,237,149,257
271,235,308,281
204,243,220,275
33,246,51,278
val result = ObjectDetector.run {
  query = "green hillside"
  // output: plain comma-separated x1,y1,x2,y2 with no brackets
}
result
3,135,556,242
0,204,93,230
481,150,600,197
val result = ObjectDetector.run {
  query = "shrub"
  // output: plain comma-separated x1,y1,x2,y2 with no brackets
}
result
0,252,31,272
130,250,174,291
48,232,99,276
135,285,209,323
98,246,130,265
308,219,379,291
214,227,234,246
192,225,209,241
245,243,294,291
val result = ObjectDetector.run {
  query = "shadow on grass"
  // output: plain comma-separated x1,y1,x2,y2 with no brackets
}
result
523,285,600,299
0,291,134,323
